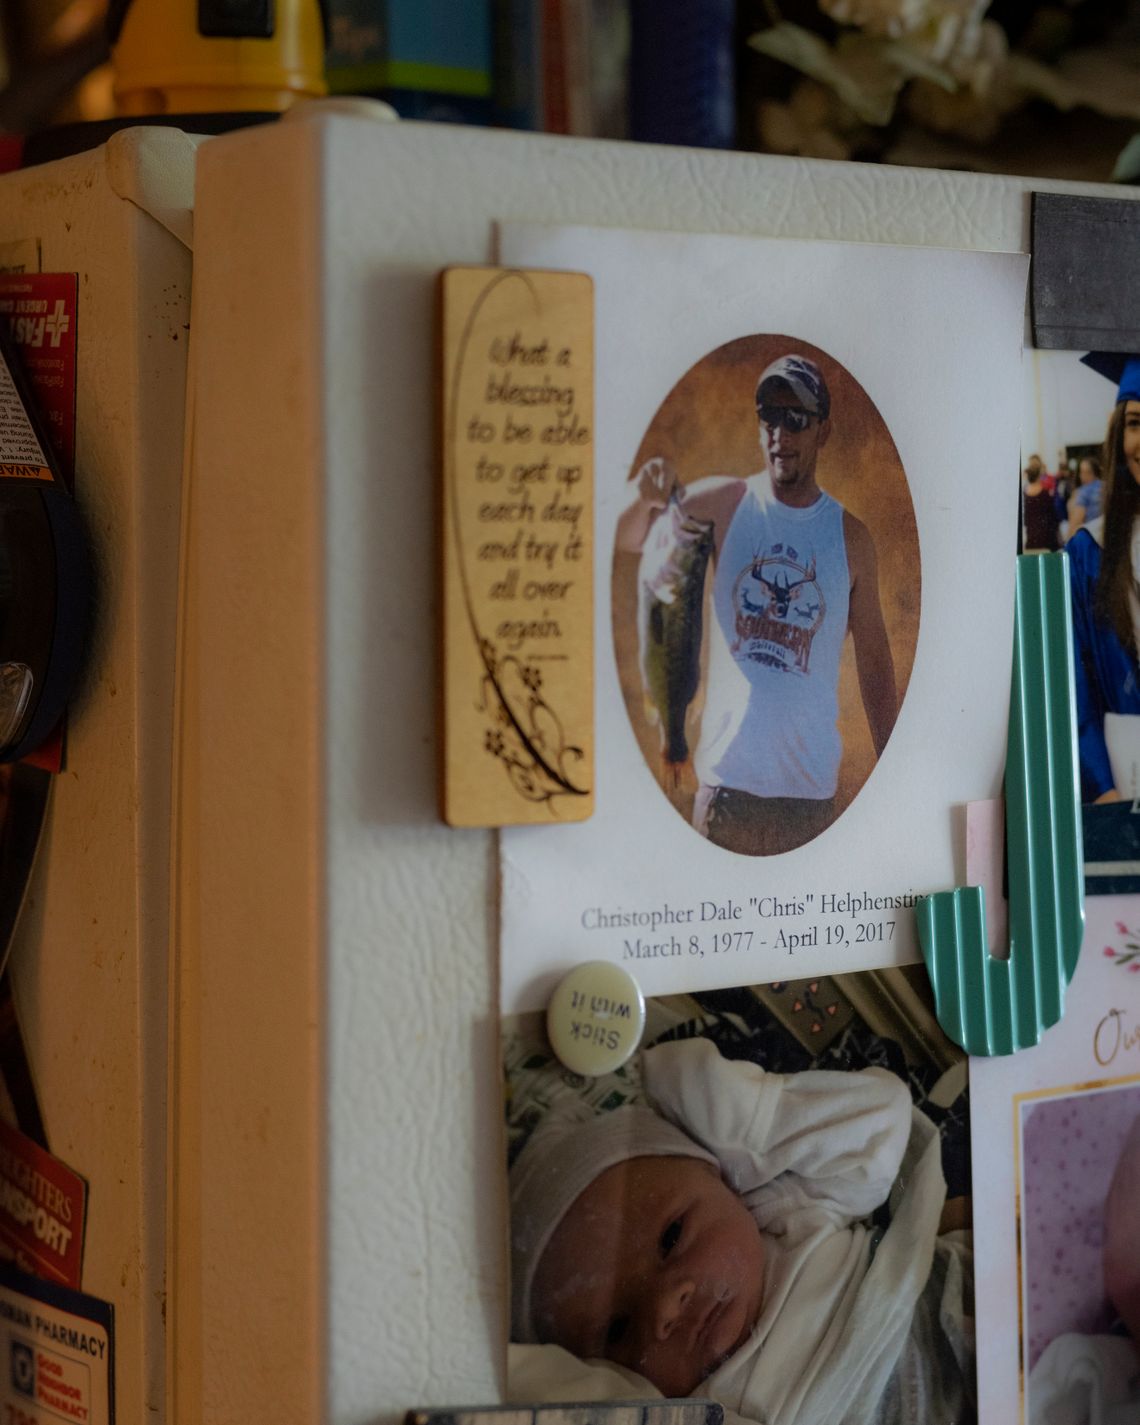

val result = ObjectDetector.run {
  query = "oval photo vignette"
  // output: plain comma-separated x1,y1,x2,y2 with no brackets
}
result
612,334,920,856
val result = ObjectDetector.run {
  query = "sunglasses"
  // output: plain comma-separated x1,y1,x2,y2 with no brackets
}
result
757,405,817,434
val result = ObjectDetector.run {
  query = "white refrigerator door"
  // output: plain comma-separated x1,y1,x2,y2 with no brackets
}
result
180,111,1140,1425
0,127,197,1425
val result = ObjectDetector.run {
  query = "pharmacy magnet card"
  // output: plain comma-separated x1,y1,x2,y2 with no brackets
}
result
0,1262,113,1424
495,224,1029,1012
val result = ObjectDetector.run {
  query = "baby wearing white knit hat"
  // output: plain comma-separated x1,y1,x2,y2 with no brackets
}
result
509,1037,972,1424
511,1104,767,1398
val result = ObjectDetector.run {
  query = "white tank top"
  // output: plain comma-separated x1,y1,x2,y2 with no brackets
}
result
695,474,849,799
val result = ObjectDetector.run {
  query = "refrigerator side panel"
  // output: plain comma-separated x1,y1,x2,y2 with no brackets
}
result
170,122,327,1425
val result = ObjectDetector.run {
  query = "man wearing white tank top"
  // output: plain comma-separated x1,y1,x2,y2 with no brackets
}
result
619,355,898,855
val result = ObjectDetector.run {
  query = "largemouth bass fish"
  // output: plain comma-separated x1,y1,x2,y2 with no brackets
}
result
638,491,714,780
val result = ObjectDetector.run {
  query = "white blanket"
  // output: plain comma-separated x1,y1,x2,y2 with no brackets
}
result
1029,1334,1140,1425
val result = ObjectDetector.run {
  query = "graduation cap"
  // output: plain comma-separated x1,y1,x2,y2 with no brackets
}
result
1080,351,1140,404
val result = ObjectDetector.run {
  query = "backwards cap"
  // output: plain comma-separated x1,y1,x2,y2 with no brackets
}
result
1080,352,1140,406
509,1105,717,1344
756,354,831,420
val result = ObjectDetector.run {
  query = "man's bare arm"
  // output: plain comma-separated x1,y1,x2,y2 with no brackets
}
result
615,458,747,558
614,457,677,552
845,512,898,758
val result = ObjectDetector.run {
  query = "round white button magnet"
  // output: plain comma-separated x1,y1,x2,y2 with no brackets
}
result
546,961,646,1076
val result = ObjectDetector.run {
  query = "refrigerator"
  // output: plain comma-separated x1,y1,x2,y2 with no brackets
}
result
176,107,1140,1425
0,127,199,1424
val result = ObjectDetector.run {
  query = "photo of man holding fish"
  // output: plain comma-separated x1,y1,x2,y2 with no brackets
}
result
614,340,919,857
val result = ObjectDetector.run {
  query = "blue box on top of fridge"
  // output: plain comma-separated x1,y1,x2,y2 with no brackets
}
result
327,0,493,124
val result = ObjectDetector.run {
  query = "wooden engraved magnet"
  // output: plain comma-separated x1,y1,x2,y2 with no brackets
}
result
440,266,595,827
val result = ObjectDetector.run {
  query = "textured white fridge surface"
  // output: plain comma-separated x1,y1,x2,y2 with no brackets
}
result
184,113,1140,1425
0,128,196,1424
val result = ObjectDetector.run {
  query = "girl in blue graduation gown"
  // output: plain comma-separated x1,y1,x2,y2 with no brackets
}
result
1067,355,1140,801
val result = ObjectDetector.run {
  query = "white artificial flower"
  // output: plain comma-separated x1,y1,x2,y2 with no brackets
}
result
820,0,988,42
927,13,1007,88
903,23,1020,142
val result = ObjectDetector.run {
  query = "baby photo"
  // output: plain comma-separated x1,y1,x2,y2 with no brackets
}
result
1020,1083,1140,1423
504,968,974,1424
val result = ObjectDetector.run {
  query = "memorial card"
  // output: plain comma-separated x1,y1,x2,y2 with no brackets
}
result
496,225,1029,1012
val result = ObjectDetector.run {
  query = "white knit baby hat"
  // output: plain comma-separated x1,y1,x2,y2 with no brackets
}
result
509,1104,718,1343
